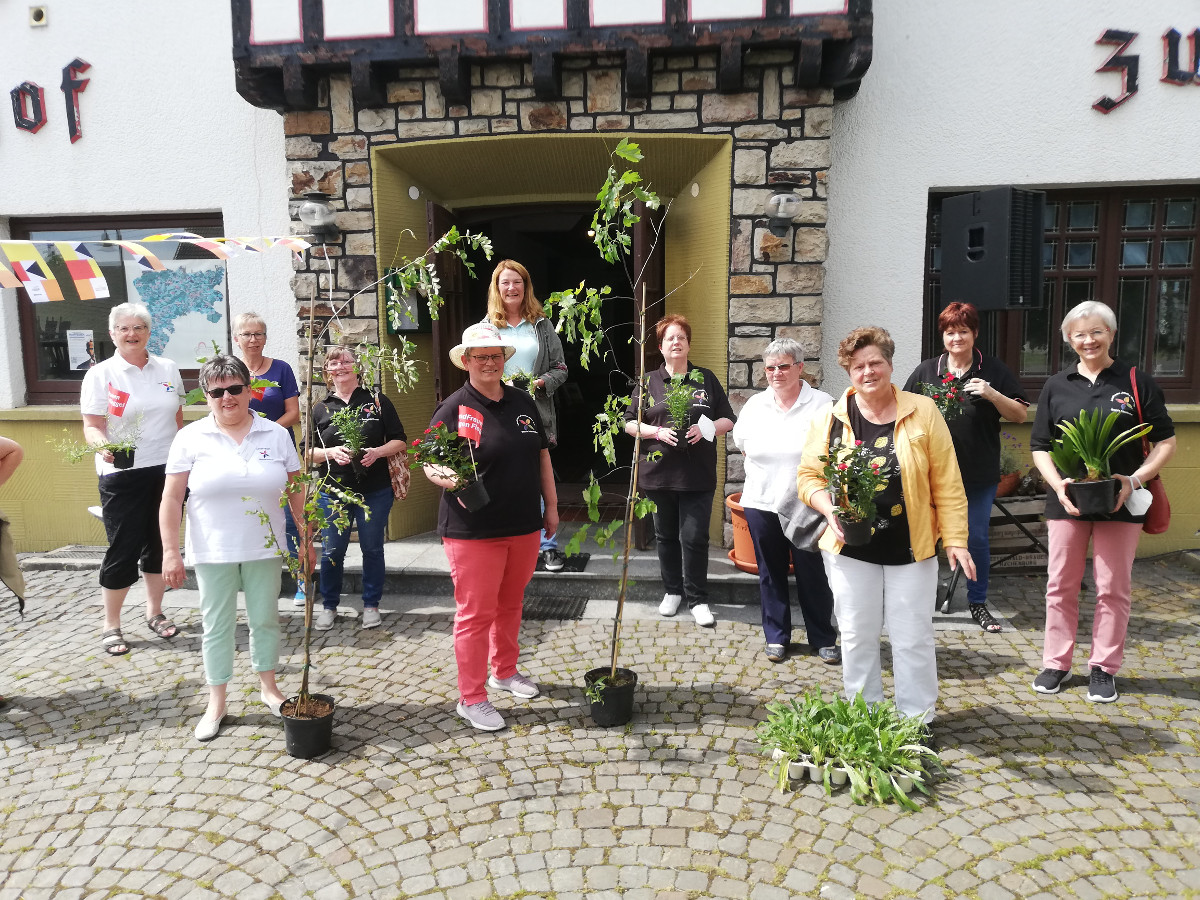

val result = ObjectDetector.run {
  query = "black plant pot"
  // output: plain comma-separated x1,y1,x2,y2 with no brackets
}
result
281,693,336,759
350,451,369,480
584,667,638,727
111,448,135,470
1067,479,1118,516
838,515,874,546
451,480,490,512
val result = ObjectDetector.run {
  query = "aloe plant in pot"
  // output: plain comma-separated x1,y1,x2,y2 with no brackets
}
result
1048,408,1151,515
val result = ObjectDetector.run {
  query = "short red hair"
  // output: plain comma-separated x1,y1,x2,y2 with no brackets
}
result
655,314,691,345
937,302,979,334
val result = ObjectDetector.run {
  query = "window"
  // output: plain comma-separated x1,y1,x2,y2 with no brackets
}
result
923,187,1199,403
11,214,225,404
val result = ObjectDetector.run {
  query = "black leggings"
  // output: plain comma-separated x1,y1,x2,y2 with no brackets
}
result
98,465,167,590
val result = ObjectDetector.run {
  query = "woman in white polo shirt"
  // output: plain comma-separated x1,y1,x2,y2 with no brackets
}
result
159,356,311,742
80,302,184,657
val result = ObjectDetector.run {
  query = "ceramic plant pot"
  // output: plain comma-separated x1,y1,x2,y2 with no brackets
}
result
995,471,1021,498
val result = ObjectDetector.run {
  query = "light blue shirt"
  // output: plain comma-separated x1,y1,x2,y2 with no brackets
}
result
501,319,539,378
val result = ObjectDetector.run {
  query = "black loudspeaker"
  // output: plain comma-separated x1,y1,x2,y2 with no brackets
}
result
941,187,1046,310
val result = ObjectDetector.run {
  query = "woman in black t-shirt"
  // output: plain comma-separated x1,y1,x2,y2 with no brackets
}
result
624,315,735,628
903,302,1028,633
308,347,407,632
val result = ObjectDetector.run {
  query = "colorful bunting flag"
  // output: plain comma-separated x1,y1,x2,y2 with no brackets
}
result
0,261,21,290
54,242,110,300
99,240,165,271
0,241,65,302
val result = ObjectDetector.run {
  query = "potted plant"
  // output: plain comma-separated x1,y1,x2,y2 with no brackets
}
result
407,420,489,511
1048,408,1151,515
327,405,370,479
817,438,891,545
662,369,704,445
50,414,142,470
916,373,968,421
997,431,1025,498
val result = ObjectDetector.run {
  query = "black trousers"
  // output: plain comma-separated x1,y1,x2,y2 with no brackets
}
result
646,489,713,608
98,465,167,590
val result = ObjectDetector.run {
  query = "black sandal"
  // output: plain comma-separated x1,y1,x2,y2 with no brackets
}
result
102,628,130,656
146,614,177,640
969,604,1002,633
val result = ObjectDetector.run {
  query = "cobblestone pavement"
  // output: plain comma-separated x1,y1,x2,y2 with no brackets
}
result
1,558,1198,900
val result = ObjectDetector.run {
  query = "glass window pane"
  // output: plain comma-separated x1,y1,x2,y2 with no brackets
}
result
1116,278,1148,366
1042,240,1057,269
1164,199,1196,230
1043,201,1059,232
1120,240,1151,268
1154,278,1190,377
1021,288,1052,376
1067,201,1098,231
1066,241,1096,268
1123,200,1154,230
1161,239,1193,268
930,246,941,272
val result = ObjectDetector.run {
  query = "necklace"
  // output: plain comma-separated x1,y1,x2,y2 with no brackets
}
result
246,357,269,378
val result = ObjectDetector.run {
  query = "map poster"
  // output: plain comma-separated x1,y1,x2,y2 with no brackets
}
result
124,259,229,368
67,329,96,370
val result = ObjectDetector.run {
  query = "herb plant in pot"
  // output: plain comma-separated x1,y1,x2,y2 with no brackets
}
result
817,438,890,546
1048,409,1150,515
328,405,371,479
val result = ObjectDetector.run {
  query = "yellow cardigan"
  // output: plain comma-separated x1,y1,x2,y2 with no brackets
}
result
796,385,969,560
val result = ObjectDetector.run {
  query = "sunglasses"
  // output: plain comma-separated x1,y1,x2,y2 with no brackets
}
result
205,384,248,399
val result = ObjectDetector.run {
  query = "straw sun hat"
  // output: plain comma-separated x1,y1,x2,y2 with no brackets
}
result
449,322,516,371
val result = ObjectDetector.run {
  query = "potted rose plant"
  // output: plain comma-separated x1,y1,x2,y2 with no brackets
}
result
817,438,891,545
916,373,968,421
407,420,488,512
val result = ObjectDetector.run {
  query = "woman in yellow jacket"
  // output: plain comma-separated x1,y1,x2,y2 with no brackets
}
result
798,327,974,734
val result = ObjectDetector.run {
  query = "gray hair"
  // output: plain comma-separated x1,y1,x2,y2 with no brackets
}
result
199,355,251,391
1061,300,1117,341
108,302,152,331
233,311,266,335
762,338,804,366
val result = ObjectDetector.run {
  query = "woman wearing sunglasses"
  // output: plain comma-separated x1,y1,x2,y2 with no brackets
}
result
80,302,184,657
159,356,312,741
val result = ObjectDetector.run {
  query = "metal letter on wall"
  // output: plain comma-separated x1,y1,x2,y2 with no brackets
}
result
10,81,47,132
1093,29,1139,113
61,58,91,143
1161,28,1199,85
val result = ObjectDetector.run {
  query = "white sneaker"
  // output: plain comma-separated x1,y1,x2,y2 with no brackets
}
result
691,603,716,627
361,607,381,629
315,607,336,630
487,671,540,699
457,700,506,731
659,593,683,616
292,584,307,608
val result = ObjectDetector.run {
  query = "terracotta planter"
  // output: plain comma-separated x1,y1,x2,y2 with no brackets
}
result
995,471,1021,498
1067,478,1118,515
725,493,792,575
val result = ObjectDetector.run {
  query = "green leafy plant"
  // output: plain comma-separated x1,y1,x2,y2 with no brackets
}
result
407,421,478,489
1000,431,1025,476
328,406,368,456
818,438,891,523
50,412,142,462
663,369,704,433
917,373,967,421
583,675,608,705
503,369,540,398
1048,408,1151,482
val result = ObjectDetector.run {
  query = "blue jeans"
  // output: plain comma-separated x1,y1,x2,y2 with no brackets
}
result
744,506,837,649
539,497,556,552
283,504,299,560
319,485,393,610
965,482,998,606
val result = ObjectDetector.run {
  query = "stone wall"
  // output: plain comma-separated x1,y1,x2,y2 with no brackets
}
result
282,49,833,532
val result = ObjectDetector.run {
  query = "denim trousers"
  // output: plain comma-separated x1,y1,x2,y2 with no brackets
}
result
195,558,282,685
744,506,837,649
443,532,540,704
964,482,999,605
319,485,394,610
646,489,713,608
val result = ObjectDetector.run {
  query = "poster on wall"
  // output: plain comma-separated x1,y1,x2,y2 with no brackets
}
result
123,259,229,367
67,329,96,370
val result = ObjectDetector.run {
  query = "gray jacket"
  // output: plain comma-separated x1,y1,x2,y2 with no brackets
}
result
487,315,568,445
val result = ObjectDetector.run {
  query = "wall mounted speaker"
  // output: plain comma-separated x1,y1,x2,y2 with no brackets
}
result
941,186,1046,311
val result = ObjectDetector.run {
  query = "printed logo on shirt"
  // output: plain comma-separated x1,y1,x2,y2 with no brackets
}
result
160,382,176,393
516,414,538,434
1109,391,1134,414
256,447,273,460
691,389,709,407
107,384,130,417
361,402,381,420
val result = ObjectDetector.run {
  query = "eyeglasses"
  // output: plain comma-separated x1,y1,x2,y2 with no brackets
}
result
1069,328,1110,343
238,331,266,340
468,353,505,363
205,384,248,399
113,324,148,335
764,364,794,373
325,359,356,370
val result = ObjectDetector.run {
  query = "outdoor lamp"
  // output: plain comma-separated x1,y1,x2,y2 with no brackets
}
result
297,191,340,242
766,184,802,236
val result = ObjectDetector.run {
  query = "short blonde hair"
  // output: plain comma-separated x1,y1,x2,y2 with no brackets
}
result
233,312,266,335
837,326,895,371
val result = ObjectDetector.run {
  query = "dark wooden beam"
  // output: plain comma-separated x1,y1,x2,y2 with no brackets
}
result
718,41,743,93
532,51,561,100
351,57,386,106
796,38,824,87
283,58,320,109
625,46,649,97
438,48,471,105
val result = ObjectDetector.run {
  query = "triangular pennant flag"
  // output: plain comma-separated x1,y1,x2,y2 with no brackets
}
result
0,241,66,302
142,232,203,241
183,239,229,260
100,240,165,271
0,260,21,289
56,242,110,300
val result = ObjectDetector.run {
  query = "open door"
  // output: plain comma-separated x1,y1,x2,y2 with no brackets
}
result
428,201,469,403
